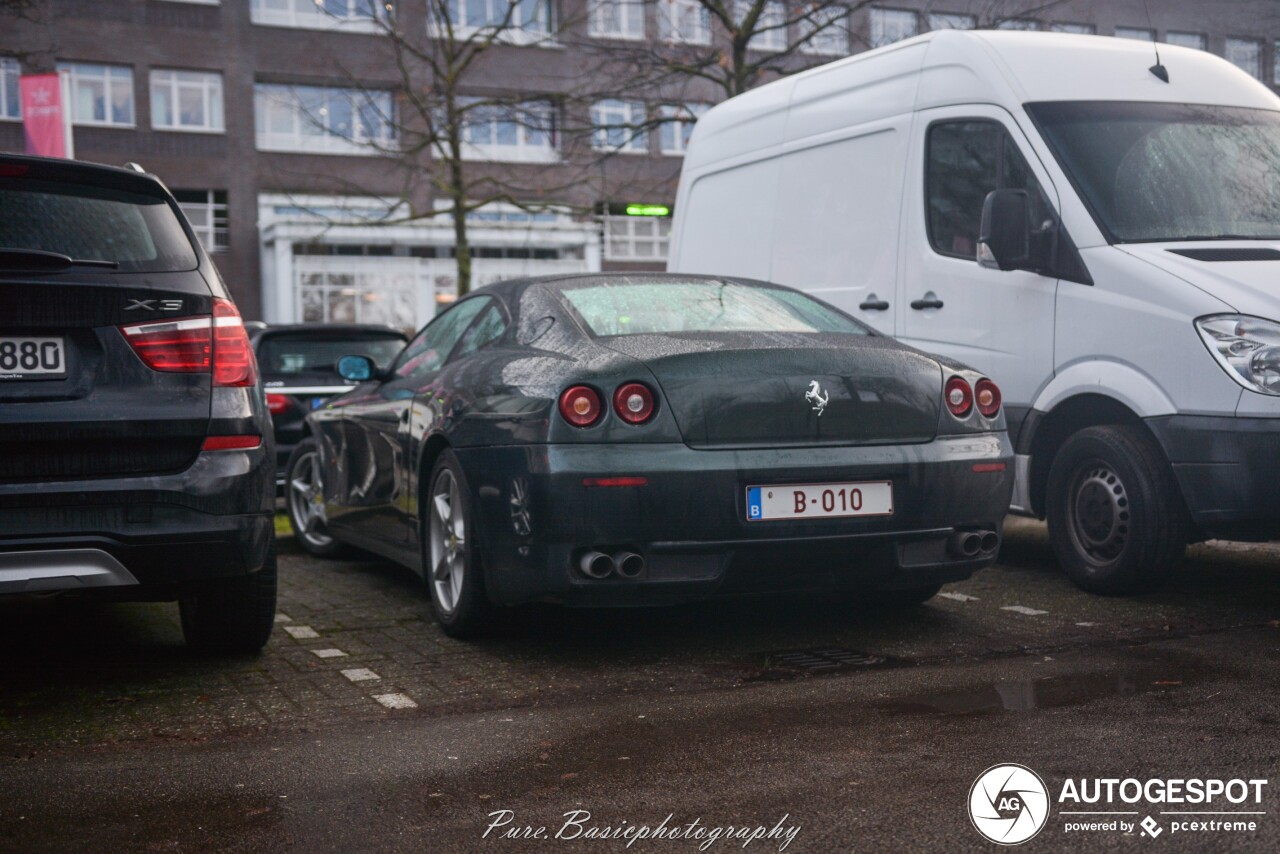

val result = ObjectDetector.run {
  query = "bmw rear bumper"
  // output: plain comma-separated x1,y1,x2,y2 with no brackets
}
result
0,445,274,598
457,434,1014,607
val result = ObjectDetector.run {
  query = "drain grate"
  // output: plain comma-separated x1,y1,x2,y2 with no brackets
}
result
766,647,885,673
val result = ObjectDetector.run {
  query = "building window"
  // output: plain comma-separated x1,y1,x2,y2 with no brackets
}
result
589,0,645,40
250,0,385,31
441,0,551,37
1167,31,1206,51
1115,27,1154,41
1050,23,1095,34
0,58,19,121
151,70,224,132
174,189,229,252
658,0,711,45
659,103,707,155
254,84,396,155
996,19,1039,30
928,12,973,30
739,1,787,53
58,63,134,127
299,268,417,327
1226,37,1261,79
459,99,558,163
603,215,671,261
869,8,917,48
591,99,648,153
799,7,849,56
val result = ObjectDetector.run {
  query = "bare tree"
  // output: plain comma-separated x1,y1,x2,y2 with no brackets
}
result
289,0,610,298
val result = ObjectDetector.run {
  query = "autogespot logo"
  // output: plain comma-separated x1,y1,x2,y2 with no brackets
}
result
969,764,1051,845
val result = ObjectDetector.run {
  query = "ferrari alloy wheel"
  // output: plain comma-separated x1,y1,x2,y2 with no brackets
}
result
425,450,495,638
1046,425,1186,594
285,438,342,557
428,467,467,614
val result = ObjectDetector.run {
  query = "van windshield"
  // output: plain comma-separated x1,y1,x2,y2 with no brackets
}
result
1027,101,1280,243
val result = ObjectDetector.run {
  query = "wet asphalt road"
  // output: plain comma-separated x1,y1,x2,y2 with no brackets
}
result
0,519,1278,853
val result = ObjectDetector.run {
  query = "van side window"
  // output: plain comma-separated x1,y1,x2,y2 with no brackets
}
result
926,120,1051,260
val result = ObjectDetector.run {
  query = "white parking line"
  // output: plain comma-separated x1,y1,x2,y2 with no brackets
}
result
1001,605,1049,616
274,613,292,623
938,592,979,602
1076,621,1098,627
374,693,418,710
283,625,319,639
341,668,380,682
311,648,348,659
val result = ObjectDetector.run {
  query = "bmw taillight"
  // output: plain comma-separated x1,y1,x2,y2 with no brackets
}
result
945,376,973,418
558,385,603,427
613,382,655,425
974,378,1002,418
212,299,256,387
121,316,213,372
120,298,257,387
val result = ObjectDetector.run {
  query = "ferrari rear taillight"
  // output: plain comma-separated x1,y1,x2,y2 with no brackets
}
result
120,298,257,387
212,299,256,387
944,376,973,418
613,382,656,425
974,378,1002,418
558,385,603,427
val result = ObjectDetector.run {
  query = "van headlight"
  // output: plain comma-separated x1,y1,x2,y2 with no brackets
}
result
1196,315,1280,395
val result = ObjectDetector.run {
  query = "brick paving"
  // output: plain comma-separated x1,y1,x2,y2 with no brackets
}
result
0,519,1276,756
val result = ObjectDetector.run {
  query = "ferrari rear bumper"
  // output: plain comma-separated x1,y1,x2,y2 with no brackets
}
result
456,433,1014,607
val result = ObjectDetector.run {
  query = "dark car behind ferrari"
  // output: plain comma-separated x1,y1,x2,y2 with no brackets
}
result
0,153,276,653
291,274,1014,638
254,324,406,486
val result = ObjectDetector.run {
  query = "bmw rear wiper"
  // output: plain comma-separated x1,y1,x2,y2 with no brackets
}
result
0,248,120,270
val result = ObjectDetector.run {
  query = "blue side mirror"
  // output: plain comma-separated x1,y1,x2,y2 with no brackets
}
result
337,354,375,382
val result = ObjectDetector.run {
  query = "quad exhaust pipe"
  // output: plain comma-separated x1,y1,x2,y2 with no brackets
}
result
948,529,1001,559
576,550,646,579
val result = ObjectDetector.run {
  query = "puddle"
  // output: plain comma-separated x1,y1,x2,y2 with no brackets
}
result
745,647,887,681
880,669,1191,716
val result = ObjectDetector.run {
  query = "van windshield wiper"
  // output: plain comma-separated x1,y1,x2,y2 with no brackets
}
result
0,248,120,270
1170,234,1276,242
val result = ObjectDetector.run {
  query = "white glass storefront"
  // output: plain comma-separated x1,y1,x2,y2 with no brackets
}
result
258,194,601,332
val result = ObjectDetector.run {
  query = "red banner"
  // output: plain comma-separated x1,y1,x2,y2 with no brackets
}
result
20,73,69,159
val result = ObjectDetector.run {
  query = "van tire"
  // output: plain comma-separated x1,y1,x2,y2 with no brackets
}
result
1046,425,1185,594
180,538,278,654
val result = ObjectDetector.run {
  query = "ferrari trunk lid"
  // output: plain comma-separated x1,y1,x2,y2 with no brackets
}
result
601,333,941,449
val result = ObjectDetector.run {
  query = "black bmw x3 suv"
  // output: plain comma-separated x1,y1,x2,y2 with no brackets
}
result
0,154,276,653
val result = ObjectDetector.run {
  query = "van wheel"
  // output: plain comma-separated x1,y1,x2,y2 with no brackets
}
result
180,538,278,654
1046,425,1185,594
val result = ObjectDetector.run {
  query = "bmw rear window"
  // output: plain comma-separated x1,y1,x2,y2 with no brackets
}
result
555,280,870,337
0,178,198,272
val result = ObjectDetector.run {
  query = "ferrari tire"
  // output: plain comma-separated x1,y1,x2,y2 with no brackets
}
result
424,450,496,639
285,437,345,558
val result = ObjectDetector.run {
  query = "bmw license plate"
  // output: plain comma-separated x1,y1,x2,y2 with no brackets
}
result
0,336,67,380
745,481,893,521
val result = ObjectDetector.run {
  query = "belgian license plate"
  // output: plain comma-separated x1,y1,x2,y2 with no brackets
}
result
0,336,67,380
746,481,893,521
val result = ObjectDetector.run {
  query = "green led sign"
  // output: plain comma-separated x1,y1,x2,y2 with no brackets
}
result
625,204,670,217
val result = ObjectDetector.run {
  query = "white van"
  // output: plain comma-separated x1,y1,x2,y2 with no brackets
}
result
669,30,1280,594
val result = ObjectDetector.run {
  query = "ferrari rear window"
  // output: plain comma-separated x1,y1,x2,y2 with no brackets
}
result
556,281,868,337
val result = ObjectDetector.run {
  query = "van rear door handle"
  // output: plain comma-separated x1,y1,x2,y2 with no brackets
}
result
910,291,944,310
859,293,890,311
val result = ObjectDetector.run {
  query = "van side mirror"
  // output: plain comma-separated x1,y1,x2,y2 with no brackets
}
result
978,189,1031,271
337,354,377,382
